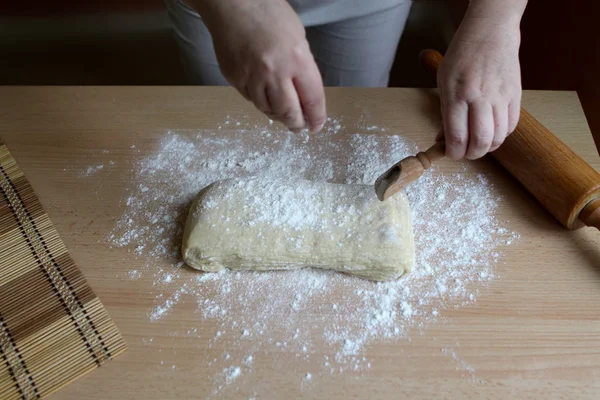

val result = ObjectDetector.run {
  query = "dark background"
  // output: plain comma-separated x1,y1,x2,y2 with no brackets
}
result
1,0,598,145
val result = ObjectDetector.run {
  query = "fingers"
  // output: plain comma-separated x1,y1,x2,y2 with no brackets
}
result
248,82,271,114
266,79,305,132
442,99,469,160
293,64,326,133
508,98,521,134
466,101,494,159
442,101,513,158
489,105,508,152
239,86,251,102
248,75,324,134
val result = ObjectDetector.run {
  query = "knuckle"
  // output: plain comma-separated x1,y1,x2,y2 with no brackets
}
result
291,40,311,61
301,96,322,110
491,137,505,148
446,133,467,148
451,77,480,102
278,109,300,122
471,132,493,150
498,85,509,98
258,56,276,75
459,86,482,102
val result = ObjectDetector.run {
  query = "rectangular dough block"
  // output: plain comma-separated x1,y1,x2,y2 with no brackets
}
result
181,178,415,281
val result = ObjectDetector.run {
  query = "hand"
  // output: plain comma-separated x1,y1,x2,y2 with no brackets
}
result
193,0,327,133
436,0,527,160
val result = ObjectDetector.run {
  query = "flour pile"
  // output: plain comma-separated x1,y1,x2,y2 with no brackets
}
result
106,117,518,395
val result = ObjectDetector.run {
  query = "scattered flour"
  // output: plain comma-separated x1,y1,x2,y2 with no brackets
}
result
442,347,479,381
225,366,241,384
128,270,141,280
83,164,104,176
103,116,518,396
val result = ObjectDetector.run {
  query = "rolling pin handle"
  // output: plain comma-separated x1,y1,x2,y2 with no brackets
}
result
579,198,600,230
419,49,444,77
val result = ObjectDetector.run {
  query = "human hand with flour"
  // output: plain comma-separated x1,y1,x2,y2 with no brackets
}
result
189,0,327,133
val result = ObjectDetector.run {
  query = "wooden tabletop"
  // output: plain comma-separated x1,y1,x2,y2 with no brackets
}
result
1,87,599,399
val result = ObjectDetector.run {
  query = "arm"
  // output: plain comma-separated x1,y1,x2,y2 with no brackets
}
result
437,0,528,159
185,0,327,133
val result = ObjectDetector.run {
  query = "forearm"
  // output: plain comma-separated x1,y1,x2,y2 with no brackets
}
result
184,0,288,33
466,0,528,26
185,0,238,28
183,0,248,30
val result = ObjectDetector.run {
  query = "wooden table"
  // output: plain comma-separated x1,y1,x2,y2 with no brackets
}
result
1,87,599,399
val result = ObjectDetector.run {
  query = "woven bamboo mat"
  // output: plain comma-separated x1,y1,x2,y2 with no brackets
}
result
0,142,127,399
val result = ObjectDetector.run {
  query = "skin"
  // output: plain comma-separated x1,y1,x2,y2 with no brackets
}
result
437,0,528,160
190,0,326,133
189,0,528,159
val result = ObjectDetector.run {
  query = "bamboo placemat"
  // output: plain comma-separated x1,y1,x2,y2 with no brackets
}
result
0,142,127,399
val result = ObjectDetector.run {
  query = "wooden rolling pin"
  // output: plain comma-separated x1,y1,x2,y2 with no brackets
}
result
378,49,600,231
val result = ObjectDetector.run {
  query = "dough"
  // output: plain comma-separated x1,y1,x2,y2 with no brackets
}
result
181,177,415,281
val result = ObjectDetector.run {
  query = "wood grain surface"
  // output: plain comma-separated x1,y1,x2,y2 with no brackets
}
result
1,87,599,399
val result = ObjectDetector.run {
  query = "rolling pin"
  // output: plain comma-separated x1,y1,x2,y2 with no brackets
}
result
378,49,600,231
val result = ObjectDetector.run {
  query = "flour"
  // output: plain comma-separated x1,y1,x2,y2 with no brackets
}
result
104,116,518,396
442,347,480,381
224,366,241,384
83,164,104,176
128,270,141,280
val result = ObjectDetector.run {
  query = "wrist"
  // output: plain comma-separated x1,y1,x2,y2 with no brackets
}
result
457,0,526,43
466,0,528,27
184,0,245,33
